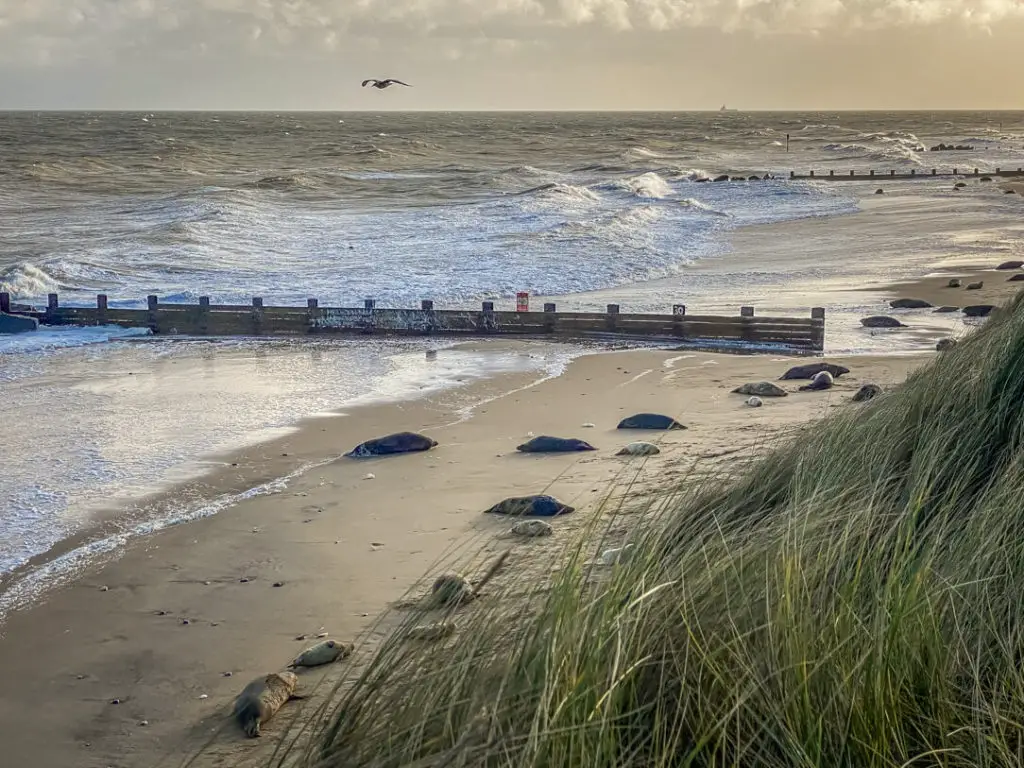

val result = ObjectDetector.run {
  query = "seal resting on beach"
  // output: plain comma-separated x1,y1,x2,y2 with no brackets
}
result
616,442,660,456
853,384,882,402
936,338,958,352
779,363,849,381
799,371,834,392
890,298,932,309
429,550,510,607
746,396,763,408
516,436,596,453
733,382,787,398
933,306,960,313
996,261,1023,270
1008,274,1024,282
484,495,574,517
962,305,995,318
233,671,304,738
947,278,962,288
616,413,685,430
861,316,905,328
510,519,553,537
966,282,984,290
346,432,437,458
289,640,353,669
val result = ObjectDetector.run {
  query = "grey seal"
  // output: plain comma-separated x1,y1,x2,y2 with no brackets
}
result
889,298,932,309
484,495,574,517
733,382,787,397
233,671,305,738
779,363,849,381
861,316,905,328
852,384,882,402
616,414,685,430
346,432,437,458
516,436,596,453
799,371,834,391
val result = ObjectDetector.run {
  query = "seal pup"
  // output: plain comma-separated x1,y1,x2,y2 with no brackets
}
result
936,338,958,352
509,519,553,537
779,363,850,381
484,495,574,517
346,432,437,458
852,384,882,402
429,550,510,607
733,382,787,398
799,371,834,392
289,639,353,669
516,436,596,454
233,671,304,738
746,396,763,408
616,413,685,430
407,620,458,641
616,442,660,456
361,78,412,89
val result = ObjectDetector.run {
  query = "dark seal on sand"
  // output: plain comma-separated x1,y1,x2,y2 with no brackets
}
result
779,363,850,381
996,261,1024,270
861,316,906,328
616,413,685,430
966,282,984,290
484,495,575,517
346,432,438,458
962,305,996,318
234,671,304,738
852,384,882,402
1008,274,1024,282
799,371,834,392
889,298,932,309
936,338,958,352
516,436,596,453
933,306,960,313
733,382,788,398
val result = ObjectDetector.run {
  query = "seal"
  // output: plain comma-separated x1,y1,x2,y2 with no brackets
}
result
779,363,850,381
936,338,958,352
346,432,438,458
516,436,596,453
799,371,834,392
289,639,353,669
746,396,763,408
484,495,574,517
510,520,554,537
933,306,960,313
965,282,984,290
429,550,510,607
407,620,458,641
962,305,995,318
852,384,882,402
616,413,685,430
733,382,787,398
860,316,905,328
996,261,1024,270
233,671,304,738
889,298,932,309
616,442,660,456
947,278,962,288
1008,274,1024,282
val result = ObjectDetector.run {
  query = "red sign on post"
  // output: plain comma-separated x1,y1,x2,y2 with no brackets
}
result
516,292,529,312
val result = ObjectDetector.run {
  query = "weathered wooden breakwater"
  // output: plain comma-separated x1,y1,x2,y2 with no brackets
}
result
0,293,826,352
789,167,1024,181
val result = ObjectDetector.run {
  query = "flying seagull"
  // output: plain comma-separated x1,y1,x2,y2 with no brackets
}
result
361,79,412,89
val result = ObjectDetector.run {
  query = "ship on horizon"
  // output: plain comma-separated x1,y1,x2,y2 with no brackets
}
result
720,104,738,112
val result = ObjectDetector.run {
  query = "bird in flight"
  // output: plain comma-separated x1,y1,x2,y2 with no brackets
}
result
361,79,412,90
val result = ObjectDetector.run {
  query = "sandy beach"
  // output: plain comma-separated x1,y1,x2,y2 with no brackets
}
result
0,339,925,767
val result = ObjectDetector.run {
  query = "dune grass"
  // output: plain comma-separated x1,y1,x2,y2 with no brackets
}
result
277,295,1024,767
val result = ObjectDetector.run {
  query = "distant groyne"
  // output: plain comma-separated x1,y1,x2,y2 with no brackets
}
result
788,167,1024,181
1,293,827,353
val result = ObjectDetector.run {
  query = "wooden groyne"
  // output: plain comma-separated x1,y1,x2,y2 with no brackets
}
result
789,167,1024,182
1,293,827,352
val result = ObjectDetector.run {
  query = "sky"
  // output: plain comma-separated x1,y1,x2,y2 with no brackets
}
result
0,0,1021,110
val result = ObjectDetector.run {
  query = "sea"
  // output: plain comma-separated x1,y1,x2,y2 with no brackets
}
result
1,111,1023,612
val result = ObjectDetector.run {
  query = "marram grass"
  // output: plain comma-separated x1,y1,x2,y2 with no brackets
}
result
274,294,1024,768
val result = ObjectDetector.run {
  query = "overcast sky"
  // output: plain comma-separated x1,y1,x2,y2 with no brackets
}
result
0,1,1021,110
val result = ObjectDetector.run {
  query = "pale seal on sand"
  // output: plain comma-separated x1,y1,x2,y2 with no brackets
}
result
599,543,636,565
429,551,510,607
860,316,905,329
233,671,304,738
746,396,763,408
616,442,660,456
947,278,962,288
289,639,353,669
509,520,554,537
516,436,596,453
733,382,787,398
616,413,685,430
346,432,438,458
799,371,834,392
779,363,850,381
484,495,575,517
852,384,882,402
936,338,958,352
407,620,458,641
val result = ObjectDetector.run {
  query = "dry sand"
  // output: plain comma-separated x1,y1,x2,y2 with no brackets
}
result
0,343,926,767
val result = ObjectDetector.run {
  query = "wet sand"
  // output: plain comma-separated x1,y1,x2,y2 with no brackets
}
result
0,345,925,767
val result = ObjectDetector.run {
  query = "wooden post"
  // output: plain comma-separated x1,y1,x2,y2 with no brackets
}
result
96,294,108,326
420,300,433,311
252,297,264,335
790,171,795,179
740,306,754,317
870,170,875,177
421,299,435,334
47,293,59,322
850,170,854,176
479,301,496,333
809,170,814,177
953,168,958,175
974,168,979,176
543,302,556,333
910,169,916,176
606,303,619,332
0,292,10,314
739,306,755,342
890,170,896,177
199,296,210,334
362,298,375,334
672,304,686,337
932,169,937,175
145,295,158,333
829,170,834,177
810,307,825,351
